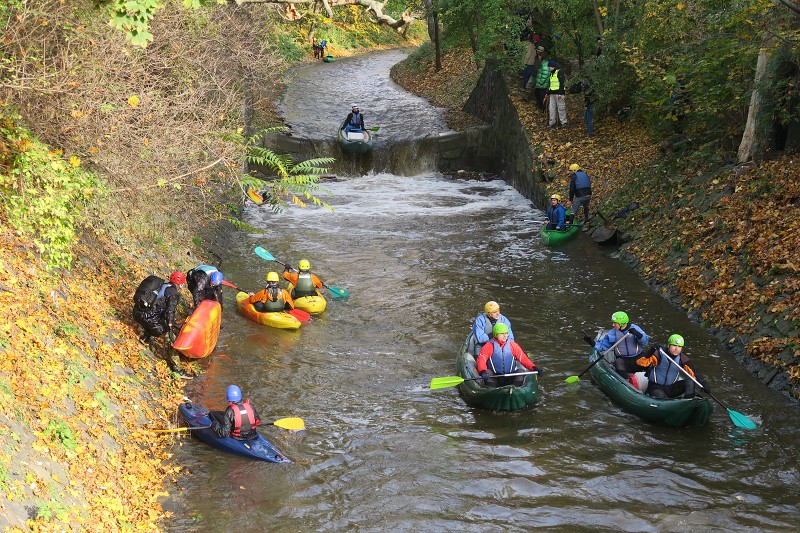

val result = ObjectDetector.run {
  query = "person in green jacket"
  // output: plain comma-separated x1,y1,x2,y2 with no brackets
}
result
533,49,550,111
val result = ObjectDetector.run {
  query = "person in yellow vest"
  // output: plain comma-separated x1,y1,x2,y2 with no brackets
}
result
547,60,567,128
283,259,324,299
248,271,295,312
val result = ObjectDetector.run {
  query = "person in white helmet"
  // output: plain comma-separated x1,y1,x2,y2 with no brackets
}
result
342,104,366,134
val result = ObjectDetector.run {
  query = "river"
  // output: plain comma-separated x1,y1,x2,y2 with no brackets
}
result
165,50,800,532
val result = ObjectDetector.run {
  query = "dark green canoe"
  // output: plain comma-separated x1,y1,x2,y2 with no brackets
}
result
337,128,373,154
540,221,580,245
588,350,714,427
456,334,539,411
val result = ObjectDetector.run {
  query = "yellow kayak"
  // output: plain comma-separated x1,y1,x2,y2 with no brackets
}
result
236,292,301,330
287,283,327,314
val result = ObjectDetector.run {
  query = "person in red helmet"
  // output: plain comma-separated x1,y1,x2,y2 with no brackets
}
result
132,271,190,378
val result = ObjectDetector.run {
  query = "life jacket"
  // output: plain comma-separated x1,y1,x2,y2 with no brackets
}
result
546,204,564,224
488,340,518,375
260,284,286,312
350,112,363,129
614,328,642,358
549,69,561,92
648,347,684,385
294,271,316,298
229,399,258,438
195,265,218,275
153,283,171,314
574,171,591,191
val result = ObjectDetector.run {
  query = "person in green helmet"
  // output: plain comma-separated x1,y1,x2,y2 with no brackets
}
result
586,311,649,379
476,322,541,387
635,334,709,399
283,259,324,299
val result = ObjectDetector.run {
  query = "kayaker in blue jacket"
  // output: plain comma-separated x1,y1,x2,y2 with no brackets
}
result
476,323,540,387
186,265,224,311
545,194,566,230
472,301,514,347
209,385,262,441
342,104,365,134
586,311,649,379
636,334,708,399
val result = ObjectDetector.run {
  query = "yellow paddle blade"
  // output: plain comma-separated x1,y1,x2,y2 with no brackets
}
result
429,376,465,390
271,417,305,430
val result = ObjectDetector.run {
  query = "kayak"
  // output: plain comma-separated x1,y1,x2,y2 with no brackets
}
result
337,128,373,154
588,350,714,427
287,283,327,314
456,333,539,411
236,292,301,330
178,402,291,463
323,54,334,62
172,300,221,358
540,222,580,245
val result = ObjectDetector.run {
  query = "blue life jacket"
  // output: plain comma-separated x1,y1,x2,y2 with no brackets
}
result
648,347,683,385
574,171,591,191
294,271,316,297
195,265,218,275
614,327,643,358
350,112,363,128
488,340,518,375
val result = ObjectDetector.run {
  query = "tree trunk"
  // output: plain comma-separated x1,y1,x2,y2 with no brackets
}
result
738,46,771,163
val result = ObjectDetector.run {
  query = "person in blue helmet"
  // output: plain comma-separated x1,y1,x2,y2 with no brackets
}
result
209,385,262,440
186,264,224,310
586,311,649,379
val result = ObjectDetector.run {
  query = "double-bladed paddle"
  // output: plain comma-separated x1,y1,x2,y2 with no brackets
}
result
565,333,632,384
220,280,311,323
254,246,349,299
661,354,758,429
430,371,538,390
149,416,306,433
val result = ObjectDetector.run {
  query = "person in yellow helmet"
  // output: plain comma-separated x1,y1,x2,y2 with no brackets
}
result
544,193,566,230
248,271,294,312
568,163,592,224
476,322,540,387
472,301,515,354
282,259,324,299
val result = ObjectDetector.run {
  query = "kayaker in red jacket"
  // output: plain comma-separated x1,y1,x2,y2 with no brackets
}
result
476,323,541,387
209,385,262,441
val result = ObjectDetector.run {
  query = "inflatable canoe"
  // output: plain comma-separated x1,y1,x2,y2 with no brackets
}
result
287,283,327,314
236,292,301,330
172,300,222,359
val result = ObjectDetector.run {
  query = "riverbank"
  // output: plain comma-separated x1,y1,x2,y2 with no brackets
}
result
391,45,800,400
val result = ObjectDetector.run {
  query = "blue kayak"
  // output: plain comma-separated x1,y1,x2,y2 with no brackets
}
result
178,402,291,463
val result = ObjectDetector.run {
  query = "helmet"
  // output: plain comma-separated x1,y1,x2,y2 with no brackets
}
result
484,301,500,313
611,311,629,326
569,163,581,171
298,259,311,271
266,271,280,283
226,384,242,403
667,334,685,347
169,271,186,285
352,103,359,110
210,271,223,286
492,323,509,336
550,194,561,201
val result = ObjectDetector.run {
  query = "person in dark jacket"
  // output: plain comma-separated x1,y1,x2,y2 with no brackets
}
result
547,60,567,127
186,265,224,311
568,163,592,224
635,334,709,399
342,104,365,134
209,385,262,440
545,193,566,230
587,311,649,379
133,271,185,345
476,323,540,388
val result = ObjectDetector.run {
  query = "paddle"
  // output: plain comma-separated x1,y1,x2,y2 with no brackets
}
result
149,416,306,433
221,280,310,322
565,333,632,384
370,126,380,132
430,371,538,390
660,354,757,429
254,246,349,299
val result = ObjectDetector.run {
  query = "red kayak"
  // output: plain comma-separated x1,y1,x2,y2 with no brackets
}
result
172,300,222,358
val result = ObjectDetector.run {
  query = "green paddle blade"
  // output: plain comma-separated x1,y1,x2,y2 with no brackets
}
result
430,376,465,390
326,285,349,299
728,409,758,429
254,246,275,261
564,375,581,384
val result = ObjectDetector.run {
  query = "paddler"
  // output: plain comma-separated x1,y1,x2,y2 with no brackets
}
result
186,264,224,311
587,311,649,379
635,334,710,399
282,259,324,299
209,385,262,440
471,301,515,355
476,323,542,387
249,271,295,312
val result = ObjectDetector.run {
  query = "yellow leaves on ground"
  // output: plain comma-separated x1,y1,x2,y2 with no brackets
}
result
127,94,140,107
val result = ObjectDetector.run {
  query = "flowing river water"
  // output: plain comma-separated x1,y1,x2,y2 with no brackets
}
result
165,50,800,531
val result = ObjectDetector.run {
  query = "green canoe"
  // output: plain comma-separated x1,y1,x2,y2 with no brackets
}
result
337,128,373,155
540,222,580,246
588,350,714,427
456,333,539,411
